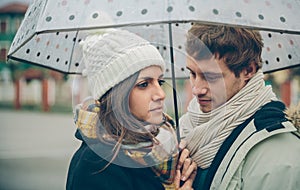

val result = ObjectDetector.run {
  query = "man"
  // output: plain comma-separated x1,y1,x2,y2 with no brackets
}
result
177,24,300,190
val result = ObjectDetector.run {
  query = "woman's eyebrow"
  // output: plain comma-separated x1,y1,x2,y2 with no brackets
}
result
138,74,164,80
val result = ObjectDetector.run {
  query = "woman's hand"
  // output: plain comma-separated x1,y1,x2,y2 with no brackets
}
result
175,140,197,190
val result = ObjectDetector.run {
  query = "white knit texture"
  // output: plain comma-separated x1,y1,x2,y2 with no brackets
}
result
180,70,277,169
80,30,165,99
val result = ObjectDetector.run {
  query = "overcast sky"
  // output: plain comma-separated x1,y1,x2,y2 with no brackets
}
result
0,0,33,7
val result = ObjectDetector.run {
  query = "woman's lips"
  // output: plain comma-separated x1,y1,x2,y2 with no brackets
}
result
150,107,163,112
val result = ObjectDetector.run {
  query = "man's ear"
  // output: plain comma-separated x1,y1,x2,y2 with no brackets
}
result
241,61,257,81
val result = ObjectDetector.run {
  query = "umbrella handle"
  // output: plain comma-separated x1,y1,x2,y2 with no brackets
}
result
168,23,180,142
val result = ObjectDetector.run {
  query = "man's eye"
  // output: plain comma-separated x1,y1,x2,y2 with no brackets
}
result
137,82,148,88
205,76,221,83
158,79,165,86
189,72,196,78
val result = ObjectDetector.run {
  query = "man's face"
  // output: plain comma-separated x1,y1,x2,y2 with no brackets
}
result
186,56,247,113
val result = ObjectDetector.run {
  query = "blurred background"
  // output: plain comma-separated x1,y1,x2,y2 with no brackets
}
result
0,1,81,190
0,1,299,190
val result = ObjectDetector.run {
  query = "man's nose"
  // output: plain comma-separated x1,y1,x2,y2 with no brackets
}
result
191,77,208,96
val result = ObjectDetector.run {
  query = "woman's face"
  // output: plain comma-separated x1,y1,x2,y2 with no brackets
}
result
129,66,166,125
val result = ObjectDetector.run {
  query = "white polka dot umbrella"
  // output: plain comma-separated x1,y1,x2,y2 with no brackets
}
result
7,0,300,134
7,0,300,76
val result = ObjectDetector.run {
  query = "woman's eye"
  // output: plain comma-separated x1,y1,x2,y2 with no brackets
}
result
158,79,165,86
137,82,148,88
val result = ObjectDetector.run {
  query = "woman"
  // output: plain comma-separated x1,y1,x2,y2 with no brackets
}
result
66,29,195,190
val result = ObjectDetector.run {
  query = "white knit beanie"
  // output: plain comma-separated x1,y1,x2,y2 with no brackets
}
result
80,29,166,100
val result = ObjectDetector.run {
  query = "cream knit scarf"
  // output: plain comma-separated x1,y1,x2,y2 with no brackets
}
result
182,70,277,169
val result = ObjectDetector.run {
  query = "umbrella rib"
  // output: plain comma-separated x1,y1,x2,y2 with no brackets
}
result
33,20,299,35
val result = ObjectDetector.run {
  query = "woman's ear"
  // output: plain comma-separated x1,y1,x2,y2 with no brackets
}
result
241,61,257,81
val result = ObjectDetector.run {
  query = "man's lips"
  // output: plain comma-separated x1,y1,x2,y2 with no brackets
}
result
197,99,211,105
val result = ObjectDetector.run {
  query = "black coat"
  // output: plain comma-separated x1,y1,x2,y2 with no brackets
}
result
66,131,165,190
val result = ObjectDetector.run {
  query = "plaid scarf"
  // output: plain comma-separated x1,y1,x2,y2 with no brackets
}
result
74,101,179,189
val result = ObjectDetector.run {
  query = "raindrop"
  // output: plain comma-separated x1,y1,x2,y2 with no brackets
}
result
235,11,242,18
167,6,173,12
258,14,264,20
46,16,52,22
92,13,99,19
116,11,123,17
69,15,75,20
141,9,148,15
212,9,219,15
189,6,195,12
280,16,286,23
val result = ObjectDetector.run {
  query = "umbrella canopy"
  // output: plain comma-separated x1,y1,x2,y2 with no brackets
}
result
7,0,300,78
7,0,300,141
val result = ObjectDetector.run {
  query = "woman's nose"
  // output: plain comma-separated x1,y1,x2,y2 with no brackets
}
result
153,83,165,101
